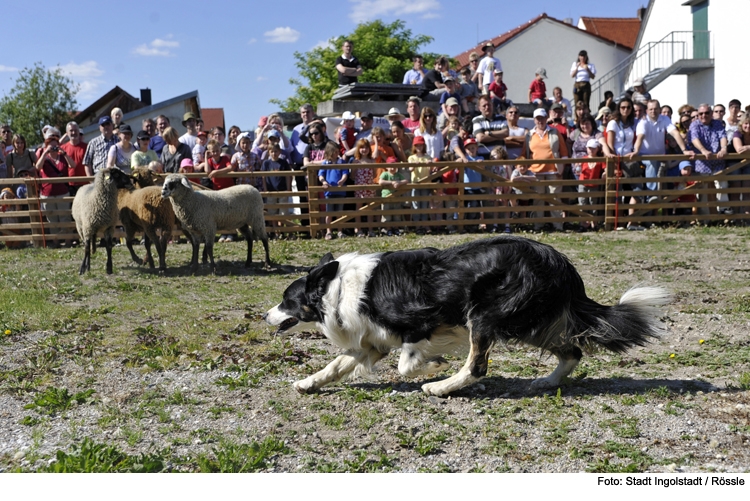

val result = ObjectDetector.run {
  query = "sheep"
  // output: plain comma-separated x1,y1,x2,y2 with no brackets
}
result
160,174,270,273
117,174,175,270
71,168,134,274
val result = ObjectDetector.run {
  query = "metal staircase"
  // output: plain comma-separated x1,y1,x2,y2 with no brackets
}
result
591,31,713,107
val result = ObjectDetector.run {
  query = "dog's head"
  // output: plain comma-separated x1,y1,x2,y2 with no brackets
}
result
264,253,339,334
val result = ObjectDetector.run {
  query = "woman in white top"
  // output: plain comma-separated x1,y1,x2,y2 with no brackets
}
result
413,106,444,159
107,124,135,174
570,50,596,110
601,97,642,229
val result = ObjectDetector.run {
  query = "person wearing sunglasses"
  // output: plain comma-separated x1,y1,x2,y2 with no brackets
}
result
131,130,159,170
687,104,729,217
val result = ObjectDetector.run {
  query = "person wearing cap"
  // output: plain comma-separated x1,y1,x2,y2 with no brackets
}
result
570,50,597,110
83,116,119,175
105,124,135,173
578,138,605,229
461,137,486,224
472,95,508,158
132,130,160,169
59,122,88,196
524,108,569,231
354,113,374,142
33,133,74,247
528,68,550,107
548,103,569,138
488,69,509,112
439,77,463,118
191,131,209,166
179,112,200,151
631,80,650,106
35,127,61,159
403,55,426,86
335,40,363,86
385,108,405,126
596,106,612,134
178,158,201,185
338,111,359,157
438,97,461,131
476,42,501,95
422,57,449,101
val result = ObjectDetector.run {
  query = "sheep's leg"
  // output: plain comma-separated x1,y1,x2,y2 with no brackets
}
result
239,225,254,267
261,237,271,268
206,240,216,274
143,235,155,269
144,229,160,269
124,226,143,266
159,229,170,271
189,238,200,272
79,239,90,275
202,244,208,264
105,236,114,275
150,232,165,270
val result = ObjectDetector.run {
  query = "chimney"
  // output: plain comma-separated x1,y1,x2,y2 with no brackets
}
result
140,88,152,106
563,18,573,25
637,7,647,20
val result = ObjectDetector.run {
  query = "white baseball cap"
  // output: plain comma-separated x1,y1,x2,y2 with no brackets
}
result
533,108,548,118
341,111,355,120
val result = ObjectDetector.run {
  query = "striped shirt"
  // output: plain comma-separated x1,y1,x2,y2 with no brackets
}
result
83,134,119,173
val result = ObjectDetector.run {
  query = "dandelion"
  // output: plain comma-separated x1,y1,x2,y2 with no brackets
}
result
4,330,9,335
670,354,675,358
699,339,704,344
488,360,493,364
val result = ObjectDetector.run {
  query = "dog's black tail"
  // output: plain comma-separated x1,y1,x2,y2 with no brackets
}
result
567,286,672,353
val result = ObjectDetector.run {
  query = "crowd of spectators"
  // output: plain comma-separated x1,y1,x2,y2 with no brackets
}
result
1,40,749,244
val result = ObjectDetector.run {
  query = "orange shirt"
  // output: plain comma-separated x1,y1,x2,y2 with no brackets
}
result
528,128,568,174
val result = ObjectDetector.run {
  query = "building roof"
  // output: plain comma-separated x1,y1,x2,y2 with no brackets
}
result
453,13,623,69
578,17,642,50
74,86,145,129
201,108,225,132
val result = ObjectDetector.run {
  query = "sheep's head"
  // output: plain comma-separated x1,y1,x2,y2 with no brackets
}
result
161,174,193,199
100,168,134,190
131,167,160,188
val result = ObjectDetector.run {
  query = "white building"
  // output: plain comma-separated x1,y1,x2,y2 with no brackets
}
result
454,13,636,107
592,0,748,110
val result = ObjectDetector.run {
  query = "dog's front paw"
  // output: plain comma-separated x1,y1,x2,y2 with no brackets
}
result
421,380,449,397
425,357,451,374
529,376,558,391
293,378,317,394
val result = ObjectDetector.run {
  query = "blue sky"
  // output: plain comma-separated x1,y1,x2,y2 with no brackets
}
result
2,0,646,132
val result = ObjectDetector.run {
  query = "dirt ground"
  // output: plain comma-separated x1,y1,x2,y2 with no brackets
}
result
0,228,749,473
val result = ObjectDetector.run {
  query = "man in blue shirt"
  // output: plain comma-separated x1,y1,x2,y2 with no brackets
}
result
403,55,426,85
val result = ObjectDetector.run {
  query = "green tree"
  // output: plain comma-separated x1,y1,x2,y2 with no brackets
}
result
0,62,79,145
271,19,444,113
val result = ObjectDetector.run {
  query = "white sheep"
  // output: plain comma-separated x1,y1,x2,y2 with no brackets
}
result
160,174,270,273
71,168,134,274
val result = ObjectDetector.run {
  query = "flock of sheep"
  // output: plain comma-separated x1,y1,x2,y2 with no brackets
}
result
71,167,271,275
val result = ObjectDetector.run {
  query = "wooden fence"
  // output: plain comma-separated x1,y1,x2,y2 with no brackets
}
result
1,153,749,247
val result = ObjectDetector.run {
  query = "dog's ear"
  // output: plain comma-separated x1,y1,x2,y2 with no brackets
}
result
306,260,339,295
317,252,335,267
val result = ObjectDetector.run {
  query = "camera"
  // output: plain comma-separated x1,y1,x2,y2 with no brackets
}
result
51,146,59,152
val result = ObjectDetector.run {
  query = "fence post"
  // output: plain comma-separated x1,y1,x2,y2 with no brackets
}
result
307,166,319,239
457,164,465,234
604,157,615,232
26,178,43,248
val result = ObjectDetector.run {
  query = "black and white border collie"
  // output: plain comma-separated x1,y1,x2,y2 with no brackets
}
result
264,236,670,397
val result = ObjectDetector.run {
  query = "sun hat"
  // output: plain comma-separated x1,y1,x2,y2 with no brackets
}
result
386,108,405,121
182,112,198,126
341,111,356,120
481,42,495,53
596,107,612,120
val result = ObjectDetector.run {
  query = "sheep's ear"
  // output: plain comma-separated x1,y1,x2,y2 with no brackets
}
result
181,177,192,190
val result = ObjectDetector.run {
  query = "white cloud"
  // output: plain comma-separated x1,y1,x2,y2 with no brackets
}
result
0,65,18,72
248,38,257,45
264,27,301,43
53,61,105,99
311,39,334,51
151,38,179,49
256,76,268,82
349,0,441,22
132,37,179,57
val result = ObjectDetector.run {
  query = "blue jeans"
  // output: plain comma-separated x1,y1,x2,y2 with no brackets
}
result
642,160,661,192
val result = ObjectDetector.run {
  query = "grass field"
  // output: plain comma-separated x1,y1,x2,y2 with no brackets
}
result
1,227,749,473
